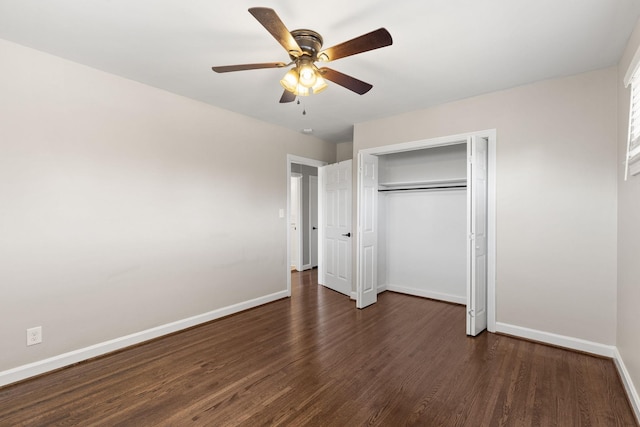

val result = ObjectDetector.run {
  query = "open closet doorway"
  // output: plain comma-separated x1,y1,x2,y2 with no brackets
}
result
286,155,327,296
355,130,496,336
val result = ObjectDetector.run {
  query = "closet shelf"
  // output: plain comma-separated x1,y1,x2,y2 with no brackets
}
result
378,178,466,191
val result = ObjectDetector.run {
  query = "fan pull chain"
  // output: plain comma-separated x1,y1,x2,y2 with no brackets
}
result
298,99,307,116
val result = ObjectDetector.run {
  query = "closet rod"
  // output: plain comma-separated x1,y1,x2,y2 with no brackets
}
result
378,185,467,192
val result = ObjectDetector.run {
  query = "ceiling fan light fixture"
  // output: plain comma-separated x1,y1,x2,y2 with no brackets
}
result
280,68,299,92
212,9,393,102
281,61,325,96
311,75,328,94
297,60,317,88
293,84,310,96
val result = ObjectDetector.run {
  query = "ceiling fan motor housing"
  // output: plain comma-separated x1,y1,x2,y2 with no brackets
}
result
290,29,323,60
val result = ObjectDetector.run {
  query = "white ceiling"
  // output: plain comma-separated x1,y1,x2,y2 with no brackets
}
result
1,0,639,143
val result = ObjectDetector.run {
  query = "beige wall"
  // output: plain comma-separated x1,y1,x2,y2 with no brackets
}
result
617,19,640,413
0,39,335,371
354,68,618,345
336,141,354,161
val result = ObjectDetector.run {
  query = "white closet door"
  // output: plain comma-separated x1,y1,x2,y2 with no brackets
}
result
467,136,488,335
357,153,378,308
321,160,352,296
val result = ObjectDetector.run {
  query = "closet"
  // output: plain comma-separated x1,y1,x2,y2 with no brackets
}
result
378,143,468,305
356,133,491,336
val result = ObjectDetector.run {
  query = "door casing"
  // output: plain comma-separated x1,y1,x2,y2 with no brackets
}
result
286,155,327,296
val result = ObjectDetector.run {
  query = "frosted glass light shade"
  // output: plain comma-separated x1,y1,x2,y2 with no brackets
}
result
298,62,317,88
311,75,328,94
280,68,299,92
280,63,327,96
293,85,310,96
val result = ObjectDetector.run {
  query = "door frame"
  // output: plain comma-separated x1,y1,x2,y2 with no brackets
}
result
286,155,328,296
355,129,497,332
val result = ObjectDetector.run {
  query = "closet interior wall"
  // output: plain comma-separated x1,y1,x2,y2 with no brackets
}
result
377,142,468,304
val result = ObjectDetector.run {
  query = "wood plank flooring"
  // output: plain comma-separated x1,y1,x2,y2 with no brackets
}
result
0,269,636,426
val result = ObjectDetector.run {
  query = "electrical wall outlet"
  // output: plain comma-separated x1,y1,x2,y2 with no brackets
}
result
26,326,42,346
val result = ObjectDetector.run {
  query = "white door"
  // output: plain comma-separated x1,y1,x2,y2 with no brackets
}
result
290,175,302,271
320,160,352,296
467,136,488,335
357,153,378,308
309,175,319,268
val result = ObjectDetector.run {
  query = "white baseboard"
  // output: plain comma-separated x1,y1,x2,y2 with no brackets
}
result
495,322,615,357
0,290,289,388
386,284,466,305
350,291,356,300
613,348,640,424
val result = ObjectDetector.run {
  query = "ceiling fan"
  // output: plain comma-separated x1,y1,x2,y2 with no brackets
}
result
212,7,393,103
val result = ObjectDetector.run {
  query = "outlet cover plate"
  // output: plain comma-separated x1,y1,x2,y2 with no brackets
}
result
27,326,42,346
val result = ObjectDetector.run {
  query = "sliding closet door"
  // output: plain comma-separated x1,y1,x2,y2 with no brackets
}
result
357,153,378,308
467,136,488,336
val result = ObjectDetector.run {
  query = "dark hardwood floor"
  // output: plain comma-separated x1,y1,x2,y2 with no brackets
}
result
0,269,636,426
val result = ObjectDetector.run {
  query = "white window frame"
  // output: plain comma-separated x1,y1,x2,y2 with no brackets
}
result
623,48,640,179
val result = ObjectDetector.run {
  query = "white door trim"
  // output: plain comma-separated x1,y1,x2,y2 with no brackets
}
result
356,129,497,333
286,155,328,297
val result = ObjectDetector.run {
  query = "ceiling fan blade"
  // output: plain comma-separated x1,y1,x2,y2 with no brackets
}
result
319,28,392,62
248,7,303,57
279,90,296,103
211,62,287,73
319,67,373,95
